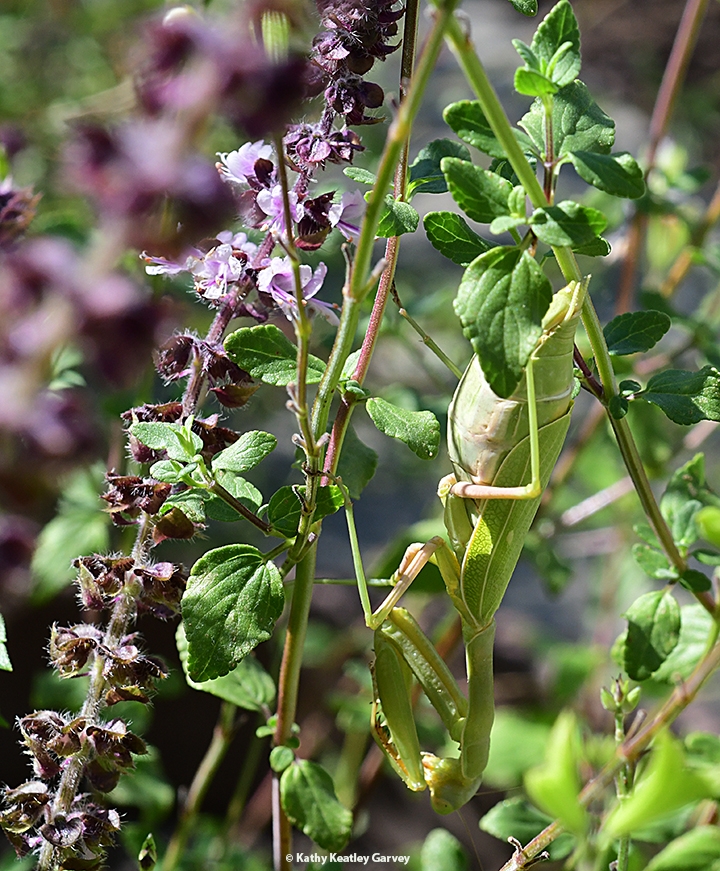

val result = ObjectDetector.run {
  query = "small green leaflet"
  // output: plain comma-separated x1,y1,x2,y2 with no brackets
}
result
0,612,11,672
176,623,275,711
604,310,671,356
343,166,376,186
527,0,581,89
374,195,419,238
366,398,440,460
441,158,513,224
212,430,277,474
443,101,505,159
508,0,537,15
130,422,203,461
407,138,471,197
652,603,714,683
280,760,352,851
640,367,720,425
622,590,680,681
645,826,720,871
423,211,493,266
530,200,607,248
225,324,325,386
336,424,378,499
480,797,574,860
568,151,645,199
182,544,284,681
660,454,715,549
604,731,713,837
524,711,586,835
454,247,552,398
520,81,614,159
419,829,467,871
267,484,343,538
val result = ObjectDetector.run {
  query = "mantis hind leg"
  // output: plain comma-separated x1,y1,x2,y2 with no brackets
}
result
450,352,542,502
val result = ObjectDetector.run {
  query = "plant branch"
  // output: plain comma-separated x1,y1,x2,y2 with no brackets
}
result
500,637,720,870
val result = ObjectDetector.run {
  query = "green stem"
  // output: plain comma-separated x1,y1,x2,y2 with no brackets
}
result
272,543,318,871
310,2,455,445
162,702,237,871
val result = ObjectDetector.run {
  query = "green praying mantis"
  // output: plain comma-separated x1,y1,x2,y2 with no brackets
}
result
349,277,588,813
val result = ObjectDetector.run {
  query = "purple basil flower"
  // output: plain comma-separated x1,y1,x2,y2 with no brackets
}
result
328,189,365,241
217,141,274,187
191,244,246,299
256,184,300,235
257,257,337,324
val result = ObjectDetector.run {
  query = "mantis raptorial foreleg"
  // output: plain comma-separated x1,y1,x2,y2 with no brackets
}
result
347,280,588,814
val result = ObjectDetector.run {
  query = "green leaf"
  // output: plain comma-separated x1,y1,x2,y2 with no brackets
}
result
641,367,720,425
160,490,206,523
375,195,420,237
419,829,467,871
423,211,493,266
631,544,676,581
183,544,284,681
520,81,614,158
652,603,714,683
224,324,325,386
569,151,645,198
137,832,158,871
604,310,671,356
509,0,538,15
176,623,275,711
573,235,611,257
0,612,11,672
605,730,713,837
441,158,513,223
514,67,557,98
524,710,587,834
130,421,203,462
443,101,505,158
645,826,720,871
31,466,110,602
407,138,471,197
335,424,378,499
265,482,343,538
149,459,192,484
212,430,277,474
313,484,344,521
660,454,712,548
270,745,295,773
530,200,607,248
680,568,712,593
697,506,720,548
280,760,352,851
267,486,302,538
480,797,575,860
530,0,581,88
454,247,553,397
204,473,263,521
489,215,526,235
343,166,376,186
365,398,440,460
623,590,681,681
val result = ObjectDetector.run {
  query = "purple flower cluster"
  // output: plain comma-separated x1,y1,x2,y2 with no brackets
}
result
284,0,404,172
